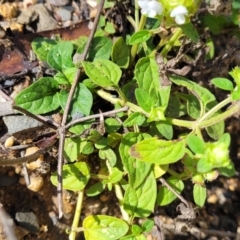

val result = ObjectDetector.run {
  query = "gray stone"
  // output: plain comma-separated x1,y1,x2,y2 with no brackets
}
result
15,211,39,233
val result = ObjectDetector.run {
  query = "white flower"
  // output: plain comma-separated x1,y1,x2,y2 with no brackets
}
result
138,0,163,18
170,5,188,25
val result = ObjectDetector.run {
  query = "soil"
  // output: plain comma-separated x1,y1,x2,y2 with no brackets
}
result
0,1,240,240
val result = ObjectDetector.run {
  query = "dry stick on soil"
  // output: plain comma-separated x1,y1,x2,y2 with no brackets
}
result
12,105,59,129
57,0,105,218
0,89,12,101
0,203,18,240
65,106,129,129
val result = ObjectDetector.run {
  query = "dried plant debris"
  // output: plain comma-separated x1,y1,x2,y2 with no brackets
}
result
175,202,199,233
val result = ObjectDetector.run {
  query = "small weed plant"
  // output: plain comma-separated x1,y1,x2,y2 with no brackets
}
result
14,0,240,239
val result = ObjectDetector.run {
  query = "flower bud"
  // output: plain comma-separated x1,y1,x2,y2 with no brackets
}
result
192,173,205,185
204,170,219,182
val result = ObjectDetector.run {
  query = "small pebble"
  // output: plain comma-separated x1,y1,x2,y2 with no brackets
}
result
4,136,14,148
207,193,218,204
27,175,44,192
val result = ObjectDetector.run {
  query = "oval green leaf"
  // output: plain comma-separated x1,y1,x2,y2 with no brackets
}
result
82,59,122,87
15,77,59,114
157,177,184,206
111,37,130,69
83,215,129,240
51,162,90,191
193,184,206,207
211,78,234,91
128,30,151,45
130,138,186,164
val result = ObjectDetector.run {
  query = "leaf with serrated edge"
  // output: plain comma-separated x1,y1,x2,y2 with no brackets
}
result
193,184,206,207
82,59,122,87
119,132,152,189
83,215,129,240
123,171,156,217
130,138,186,164
15,77,59,114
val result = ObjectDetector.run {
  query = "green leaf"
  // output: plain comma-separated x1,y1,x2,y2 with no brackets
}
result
99,148,117,167
211,78,234,91
180,22,199,43
31,37,57,61
69,121,93,135
197,157,213,173
231,86,240,100
15,77,59,114
105,168,123,184
51,162,90,191
193,184,206,207
141,219,154,233
88,36,112,61
157,177,184,206
62,67,78,84
128,30,151,45
119,132,152,189
104,21,116,34
64,137,81,162
170,75,215,111
135,88,155,112
123,171,156,217
111,37,130,69
134,57,160,102
120,235,136,240
130,138,186,164
82,59,122,87
105,118,122,133
95,137,108,149
47,41,75,71
57,83,93,117
218,132,231,147
202,15,227,34
83,215,129,240
187,135,205,154
123,112,146,127
178,93,200,119
155,121,173,140
86,182,106,197
131,225,142,236
81,141,94,155
218,162,235,177
206,118,225,140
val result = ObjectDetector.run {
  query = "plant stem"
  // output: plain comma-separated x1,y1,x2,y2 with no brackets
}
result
106,161,130,222
197,97,232,126
199,100,240,128
134,0,139,30
160,28,182,57
114,184,130,222
69,190,84,240
130,15,147,66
